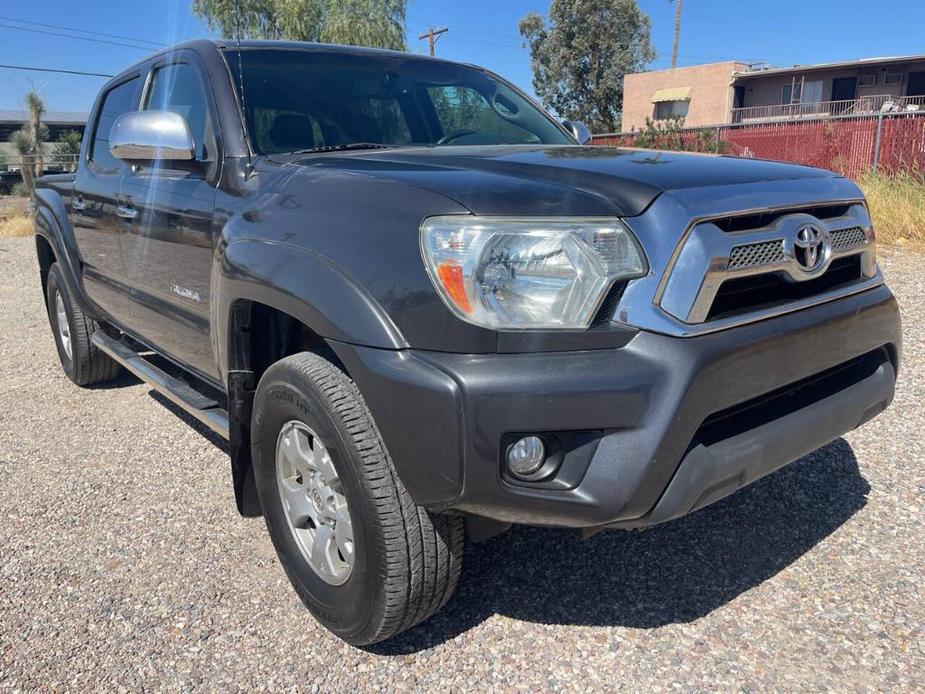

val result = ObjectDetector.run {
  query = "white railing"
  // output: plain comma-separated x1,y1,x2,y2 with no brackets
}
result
882,94,925,113
732,95,925,123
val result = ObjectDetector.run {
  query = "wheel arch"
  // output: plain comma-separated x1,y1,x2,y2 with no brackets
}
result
213,238,407,379
32,188,95,316
221,294,368,517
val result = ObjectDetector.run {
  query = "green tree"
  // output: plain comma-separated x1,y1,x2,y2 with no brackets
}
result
53,129,83,172
192,0,407,50
519,0,656,133
9,91,47,193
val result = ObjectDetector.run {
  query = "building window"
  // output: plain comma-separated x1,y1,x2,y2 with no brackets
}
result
781,82,796,104
781,79,823,105
858,74,876,87
884,72,903,86
654,100,689,120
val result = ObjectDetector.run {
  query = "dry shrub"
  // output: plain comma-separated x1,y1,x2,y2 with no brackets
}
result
0,213,33,238
859,169,925,248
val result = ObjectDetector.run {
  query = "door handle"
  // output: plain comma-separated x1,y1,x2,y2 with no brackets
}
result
71,197,86,212
116,204,137,220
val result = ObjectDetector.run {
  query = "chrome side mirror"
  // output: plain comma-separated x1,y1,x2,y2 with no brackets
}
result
109,110,194,162
562,119,592,145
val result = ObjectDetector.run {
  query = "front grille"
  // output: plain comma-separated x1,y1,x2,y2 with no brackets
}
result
830,226,867,251
654,199,879,328
713,204,852,233
727,239,785,270
706,255,863,321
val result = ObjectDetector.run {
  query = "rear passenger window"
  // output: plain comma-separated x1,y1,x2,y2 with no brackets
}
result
90,77,139,173
144,63,210,159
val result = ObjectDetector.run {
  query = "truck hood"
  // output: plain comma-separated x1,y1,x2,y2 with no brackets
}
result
288,145,837,217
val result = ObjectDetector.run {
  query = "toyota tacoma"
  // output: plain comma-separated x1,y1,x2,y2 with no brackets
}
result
32,40,900,645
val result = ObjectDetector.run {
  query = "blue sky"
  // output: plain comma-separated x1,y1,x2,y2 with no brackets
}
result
2,0,924,113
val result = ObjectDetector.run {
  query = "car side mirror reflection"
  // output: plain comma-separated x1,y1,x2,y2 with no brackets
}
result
109,110,195,163
561,119,592,145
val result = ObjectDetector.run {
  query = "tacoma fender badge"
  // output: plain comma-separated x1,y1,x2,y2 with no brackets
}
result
171,284,203,303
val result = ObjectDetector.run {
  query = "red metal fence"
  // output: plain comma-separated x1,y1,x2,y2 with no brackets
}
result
592,113,925,179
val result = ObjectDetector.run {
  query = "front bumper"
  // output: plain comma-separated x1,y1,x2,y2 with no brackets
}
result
331,284,900,529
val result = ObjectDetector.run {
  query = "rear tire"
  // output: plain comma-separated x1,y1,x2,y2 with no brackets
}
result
251,351,464,646
46,263,120,386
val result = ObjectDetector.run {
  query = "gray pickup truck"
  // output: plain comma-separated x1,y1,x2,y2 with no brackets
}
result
33,39,900,645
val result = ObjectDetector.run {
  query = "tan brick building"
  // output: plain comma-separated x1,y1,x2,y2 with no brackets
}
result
621,61,747,132
620,55,925,133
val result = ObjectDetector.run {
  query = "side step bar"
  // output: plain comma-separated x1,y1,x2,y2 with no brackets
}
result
91,332,230,439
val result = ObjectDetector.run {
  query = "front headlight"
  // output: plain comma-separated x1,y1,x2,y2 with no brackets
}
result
420,216,647,330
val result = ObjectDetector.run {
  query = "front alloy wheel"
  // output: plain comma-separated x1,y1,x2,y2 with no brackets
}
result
276,420,354,585
252,351,465,646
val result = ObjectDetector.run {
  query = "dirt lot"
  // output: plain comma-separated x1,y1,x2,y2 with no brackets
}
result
1,236,923,690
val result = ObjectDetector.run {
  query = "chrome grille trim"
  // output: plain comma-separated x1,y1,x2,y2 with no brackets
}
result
656,203,879,325
612,182,886,338
830,226,867,251
727,239,786,270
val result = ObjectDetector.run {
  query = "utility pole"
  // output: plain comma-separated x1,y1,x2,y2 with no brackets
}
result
670,0,683,69
418,26,448,56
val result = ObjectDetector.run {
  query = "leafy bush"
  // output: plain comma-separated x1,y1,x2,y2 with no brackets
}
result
53,130,83,172
632,116,728,154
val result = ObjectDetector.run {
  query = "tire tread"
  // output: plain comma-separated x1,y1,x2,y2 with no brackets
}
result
47,263,120,386
261,352,464,645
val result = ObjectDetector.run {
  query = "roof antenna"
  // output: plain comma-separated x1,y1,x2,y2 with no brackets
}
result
234,0,251,169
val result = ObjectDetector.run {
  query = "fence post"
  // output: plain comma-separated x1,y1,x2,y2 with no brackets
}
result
715,125,721,150
872,112,884,172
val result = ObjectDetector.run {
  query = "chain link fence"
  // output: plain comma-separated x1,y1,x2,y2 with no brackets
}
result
3,153,80,173
1,154,80,194
592,112,925,180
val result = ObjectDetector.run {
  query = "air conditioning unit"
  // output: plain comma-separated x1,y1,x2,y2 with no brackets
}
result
884,72,903,86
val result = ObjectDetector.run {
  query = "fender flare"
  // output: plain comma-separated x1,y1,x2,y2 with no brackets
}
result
214,237,409,516
213,238,407,376
32,188,97,317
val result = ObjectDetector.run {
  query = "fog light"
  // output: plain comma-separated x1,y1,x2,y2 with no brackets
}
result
506,436,546,478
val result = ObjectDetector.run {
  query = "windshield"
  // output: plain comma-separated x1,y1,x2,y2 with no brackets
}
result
224,48,573,154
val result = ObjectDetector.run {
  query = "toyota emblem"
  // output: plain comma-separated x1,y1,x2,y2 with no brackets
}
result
793,224,828,272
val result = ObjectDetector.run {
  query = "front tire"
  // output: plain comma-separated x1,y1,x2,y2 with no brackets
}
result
251,352,464,646
45,263,120,386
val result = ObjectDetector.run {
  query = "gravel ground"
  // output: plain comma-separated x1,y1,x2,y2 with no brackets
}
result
1,236,923,691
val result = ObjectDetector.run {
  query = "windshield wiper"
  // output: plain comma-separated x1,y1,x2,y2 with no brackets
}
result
292,142,404,154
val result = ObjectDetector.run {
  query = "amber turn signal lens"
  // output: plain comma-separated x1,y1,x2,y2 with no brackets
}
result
436,262,472,314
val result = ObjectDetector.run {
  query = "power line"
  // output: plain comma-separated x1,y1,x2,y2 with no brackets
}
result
417,19,522,41
451,38,523,50
0,63,113,78
0,22,158,51
0,15,166,48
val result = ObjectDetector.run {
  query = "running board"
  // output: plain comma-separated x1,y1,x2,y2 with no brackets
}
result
91,332,229,439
